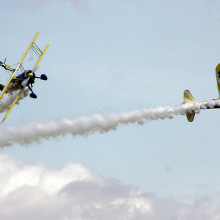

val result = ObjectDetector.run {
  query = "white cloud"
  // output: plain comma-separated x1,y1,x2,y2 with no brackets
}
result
0,154,220,220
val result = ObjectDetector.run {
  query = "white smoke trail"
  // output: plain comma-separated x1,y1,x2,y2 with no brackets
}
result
0,89,30,113
0,103,200,148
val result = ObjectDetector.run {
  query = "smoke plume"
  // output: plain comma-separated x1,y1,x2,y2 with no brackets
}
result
0,103,200,148
0,89,30,113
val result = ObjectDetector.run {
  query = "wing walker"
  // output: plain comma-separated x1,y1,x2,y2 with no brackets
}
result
0,31,49,123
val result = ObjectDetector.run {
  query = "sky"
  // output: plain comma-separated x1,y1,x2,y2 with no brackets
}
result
1,0,220,219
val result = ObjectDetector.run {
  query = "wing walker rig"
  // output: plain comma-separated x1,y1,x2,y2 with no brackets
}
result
0,31,49,123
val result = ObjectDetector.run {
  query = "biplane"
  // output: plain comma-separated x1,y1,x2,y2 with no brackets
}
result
0,31,49,123
183,63,220,122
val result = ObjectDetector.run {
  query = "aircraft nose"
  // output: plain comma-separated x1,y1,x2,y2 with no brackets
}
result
29,73,34,77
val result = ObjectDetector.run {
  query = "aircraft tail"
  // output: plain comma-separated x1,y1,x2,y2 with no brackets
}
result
183,90,196,122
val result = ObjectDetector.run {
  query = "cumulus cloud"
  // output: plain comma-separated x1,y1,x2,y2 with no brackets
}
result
0,154,220,220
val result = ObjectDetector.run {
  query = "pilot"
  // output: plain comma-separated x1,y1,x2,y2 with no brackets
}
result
0,61,15,72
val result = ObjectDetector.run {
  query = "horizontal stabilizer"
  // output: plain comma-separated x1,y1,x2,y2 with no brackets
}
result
186,112,196,122
183,90,196,122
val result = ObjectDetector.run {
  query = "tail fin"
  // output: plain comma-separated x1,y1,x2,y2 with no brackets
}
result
183,90,196,122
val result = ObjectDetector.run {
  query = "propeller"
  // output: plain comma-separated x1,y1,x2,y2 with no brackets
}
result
24,71,48,99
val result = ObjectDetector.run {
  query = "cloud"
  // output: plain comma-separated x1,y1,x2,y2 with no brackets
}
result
0,154,220,220
0,154,153,220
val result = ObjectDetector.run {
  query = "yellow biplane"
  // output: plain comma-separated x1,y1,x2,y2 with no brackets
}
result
0,31,50,123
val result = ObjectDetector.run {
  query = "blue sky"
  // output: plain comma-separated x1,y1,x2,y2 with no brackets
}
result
0,0,220,219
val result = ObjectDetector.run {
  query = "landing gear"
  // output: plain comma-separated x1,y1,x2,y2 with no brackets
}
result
40,74,47,80
28,85,37,99
30,92,37,99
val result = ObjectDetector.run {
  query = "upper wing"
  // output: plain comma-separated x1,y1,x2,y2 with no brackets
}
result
0,31,40,100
